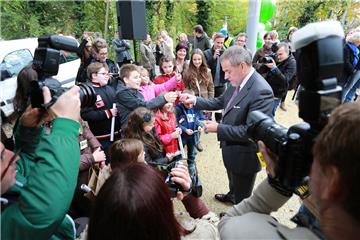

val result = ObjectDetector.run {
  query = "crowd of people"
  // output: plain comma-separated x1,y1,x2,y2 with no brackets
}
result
1,21,360,240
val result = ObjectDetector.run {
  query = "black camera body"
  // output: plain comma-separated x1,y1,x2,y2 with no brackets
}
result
259,53,277,64
163,161,185,198
30,35,96,109
248,111,314,192
259,42,279,64
248,21,345,195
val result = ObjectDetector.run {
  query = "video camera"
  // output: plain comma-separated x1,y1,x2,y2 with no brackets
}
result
30,35,96,109
248,21,344,197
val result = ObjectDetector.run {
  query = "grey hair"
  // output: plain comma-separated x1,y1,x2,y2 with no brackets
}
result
220,45,252,66
347,31,360,45
277,42,290,55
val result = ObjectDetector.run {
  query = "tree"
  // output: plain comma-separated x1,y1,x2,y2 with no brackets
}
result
196,0,211,33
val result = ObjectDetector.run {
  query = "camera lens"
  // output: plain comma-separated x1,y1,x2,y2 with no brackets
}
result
77,82,96,108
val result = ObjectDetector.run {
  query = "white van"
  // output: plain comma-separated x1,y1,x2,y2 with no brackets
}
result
0,37,80,117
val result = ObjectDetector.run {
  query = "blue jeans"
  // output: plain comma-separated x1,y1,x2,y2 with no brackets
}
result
272,97,281,117
183,136,197,176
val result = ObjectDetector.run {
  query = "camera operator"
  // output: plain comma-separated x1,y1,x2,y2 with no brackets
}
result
218,102,360,239
263,42,296,116
253,32,274,72
1,86,81,239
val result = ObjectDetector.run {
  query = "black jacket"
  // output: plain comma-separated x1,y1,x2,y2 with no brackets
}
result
81,84,120,137
116,84,167,128
204,47,226,87
264,55,296,98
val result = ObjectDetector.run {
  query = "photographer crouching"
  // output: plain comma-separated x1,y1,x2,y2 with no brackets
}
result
1,86,81,239
218,21,360,239
261,42,296,117
219,102,360,239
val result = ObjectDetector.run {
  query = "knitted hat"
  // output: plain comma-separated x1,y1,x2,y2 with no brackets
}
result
220,28,228,36
175,42,188,53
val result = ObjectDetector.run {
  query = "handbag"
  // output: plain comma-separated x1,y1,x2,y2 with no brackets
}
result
84,164,111,200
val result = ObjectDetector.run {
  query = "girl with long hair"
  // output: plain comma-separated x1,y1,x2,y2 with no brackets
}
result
183,49,214,99
123,107,210,219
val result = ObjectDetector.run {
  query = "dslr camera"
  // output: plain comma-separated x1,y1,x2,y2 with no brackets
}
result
156,160,186,198
30,35,96,109
259,42,279,64
248,21,344,197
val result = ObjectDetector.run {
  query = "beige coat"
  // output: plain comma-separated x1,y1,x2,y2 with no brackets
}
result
184,68,215,99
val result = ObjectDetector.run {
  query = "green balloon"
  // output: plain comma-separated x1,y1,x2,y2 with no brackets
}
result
256,32,264,49
265,21,272,31
259,0,276,23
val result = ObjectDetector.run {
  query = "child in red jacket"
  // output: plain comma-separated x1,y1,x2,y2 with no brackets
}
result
153,56,184,92
155,102,182,157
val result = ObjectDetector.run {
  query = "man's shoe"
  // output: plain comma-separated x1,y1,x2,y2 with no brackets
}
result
195,142,203,152
214,193,235,204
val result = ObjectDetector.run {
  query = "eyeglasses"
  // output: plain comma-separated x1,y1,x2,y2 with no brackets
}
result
97,72,109,76
99,52,108,56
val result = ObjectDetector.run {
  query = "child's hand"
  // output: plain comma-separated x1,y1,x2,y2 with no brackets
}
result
171,128,182,138
164,92,178,103
93,147,106,163
185,129,194,135
110,108,118,117
166,152,175,161
198,126,203,133
175,72,182,82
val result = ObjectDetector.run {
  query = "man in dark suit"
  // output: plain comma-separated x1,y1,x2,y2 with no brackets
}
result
180,46,274,204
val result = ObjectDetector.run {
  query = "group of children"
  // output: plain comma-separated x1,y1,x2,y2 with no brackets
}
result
81,56,206,179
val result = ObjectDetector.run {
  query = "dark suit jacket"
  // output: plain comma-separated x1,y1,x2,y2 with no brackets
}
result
195,70,274,175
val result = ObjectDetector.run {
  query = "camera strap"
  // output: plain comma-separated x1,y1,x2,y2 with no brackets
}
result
42,96,58,110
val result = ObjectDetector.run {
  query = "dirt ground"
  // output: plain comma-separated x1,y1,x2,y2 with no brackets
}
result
174,90,302,227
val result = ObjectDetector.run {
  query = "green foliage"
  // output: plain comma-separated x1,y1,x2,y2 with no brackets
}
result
1,1,31,39
172,1,197,38
1,0,359,53
207,0,248,37
196,0,211,33
274,0,360,40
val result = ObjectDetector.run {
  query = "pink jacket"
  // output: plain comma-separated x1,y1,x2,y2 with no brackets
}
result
139,76,177,101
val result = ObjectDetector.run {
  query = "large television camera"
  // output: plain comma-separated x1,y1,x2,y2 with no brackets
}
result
30,35,96,109
248,21,344,197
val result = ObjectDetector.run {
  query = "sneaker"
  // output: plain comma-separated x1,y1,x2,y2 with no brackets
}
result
195,142,203,152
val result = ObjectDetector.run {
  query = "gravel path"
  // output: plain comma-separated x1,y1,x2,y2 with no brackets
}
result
174,90,302,227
